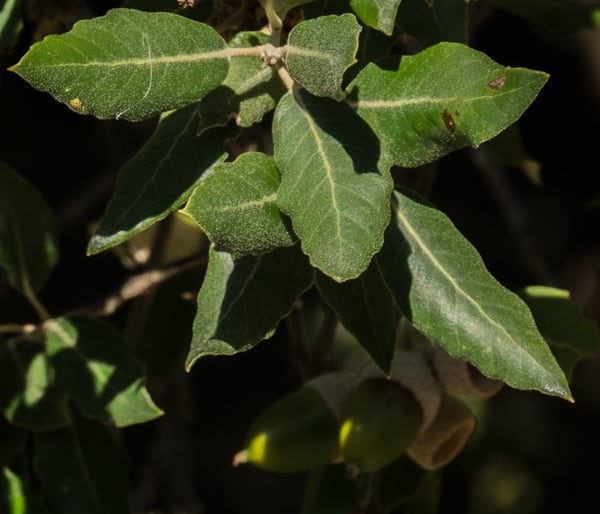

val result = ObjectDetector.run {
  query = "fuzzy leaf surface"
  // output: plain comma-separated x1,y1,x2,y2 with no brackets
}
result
350,0,401,35
184,152,295,258
348,42,548,167
87,103,234,254
517,286,599,380
186,245,314,369
286,14,361,100
383,190,571,400
273,91,393,282
34,413,130,514
0,339,70,430
0,163,58,294
10,8,229,121
45,316,163,427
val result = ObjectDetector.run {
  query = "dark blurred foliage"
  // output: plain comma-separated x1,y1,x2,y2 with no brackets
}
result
1,1,600,513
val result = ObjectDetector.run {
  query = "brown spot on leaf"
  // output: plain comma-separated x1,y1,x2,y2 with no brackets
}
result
488,75,507,90
441,109,456,134
69,98,82,110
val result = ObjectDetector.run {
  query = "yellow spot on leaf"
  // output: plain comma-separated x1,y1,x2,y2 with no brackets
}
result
69,98,82,110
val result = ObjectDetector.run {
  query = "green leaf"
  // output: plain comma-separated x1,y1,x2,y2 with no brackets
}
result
383,190,571,400
224,31,287,127
348,42,548,167
0,0,23,51
87,103,236,254
0,339,70,430
396,0,469,46
10,8,230,121
516,286,599,380
45,316,163,427
286,14,361,100
350,0,401,35
184,152,295,258
0,162,58,295
488,0,600,34
0,467,50,514
186,244,314,369
274,90,393,282
316,268,401,372
34,412,130,514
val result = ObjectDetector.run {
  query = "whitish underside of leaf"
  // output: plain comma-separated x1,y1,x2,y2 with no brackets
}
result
384,190,571,400
273,90,393,282
348,42,548,167
286,13,361,100
184,152,295,258
10,8,229,121
350,0,401,35
186,245,314,369
0,162,58,294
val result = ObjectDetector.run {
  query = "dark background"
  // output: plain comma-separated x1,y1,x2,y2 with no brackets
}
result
1,1,600,513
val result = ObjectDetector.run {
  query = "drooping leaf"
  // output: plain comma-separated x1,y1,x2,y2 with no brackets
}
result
516,286,599,380
45,316,163,427
286,14,361,100
9,8,230,121
316,267,401,372
348,42,548,167
488,0,600,34
186,244,314,369
0,0,23,51
223,31,287,127
350,0,401,35
34,412,130,514
0,162,58,295
273,90,393,282
0,467,50,514
184,152,295,258
381,189,571,400
0,339,70,430
87,103,236,254
396,0,469,46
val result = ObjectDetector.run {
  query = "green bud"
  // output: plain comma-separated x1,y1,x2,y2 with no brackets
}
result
339,378,423,473
234,386,340,472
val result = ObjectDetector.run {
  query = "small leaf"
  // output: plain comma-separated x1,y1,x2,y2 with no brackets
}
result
0,162,58,295
348,42,548,167
383,190,571,400
317,268,401,372
45,316,163,427
350,0,401,35
87,104,236,254
0,339,70,430
34,412,130,514
0,0,23,51
516,286,599,380
396,0,469,46
1,467,51,514
184,152,295,257
274,91,393,282
10,8,230,121
186,244,314,369
224,31,286,127
286,14,361,100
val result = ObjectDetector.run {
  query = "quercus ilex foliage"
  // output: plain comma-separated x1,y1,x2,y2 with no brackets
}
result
1,1,599,513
